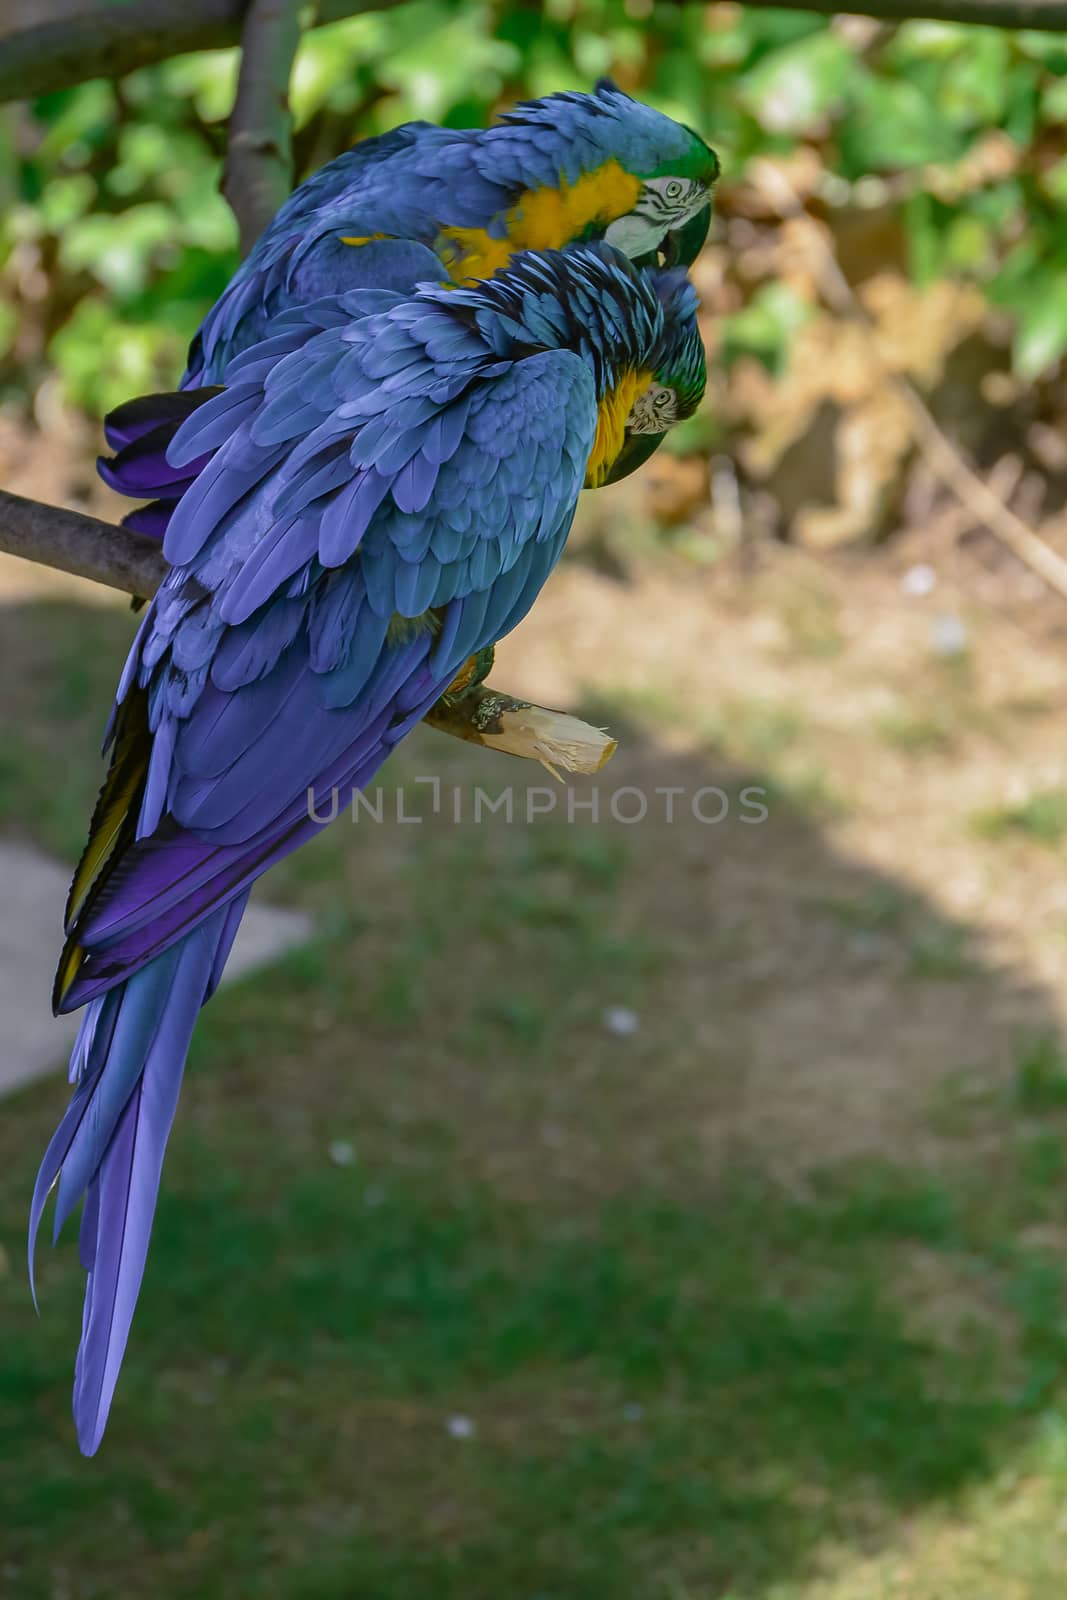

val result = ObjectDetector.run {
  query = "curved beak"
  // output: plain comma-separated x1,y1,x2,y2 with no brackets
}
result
662,202,711,268
627,202,712,274
601,429,664,486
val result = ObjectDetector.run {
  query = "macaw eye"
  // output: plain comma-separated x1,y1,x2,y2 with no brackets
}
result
665,180,684,202
625,384,680,435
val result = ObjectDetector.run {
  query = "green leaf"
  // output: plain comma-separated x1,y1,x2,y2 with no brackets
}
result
1042,77,1067,127
49,298,187,412
32,82,114,166
156,52,240,123
721,282,813,375
1041,157,1067,207
938,32,1011,128
839,76,961,175
888,20,974,60
38,173,95,232
1013,281,1067,381
61,203,175,299
738,32,852,137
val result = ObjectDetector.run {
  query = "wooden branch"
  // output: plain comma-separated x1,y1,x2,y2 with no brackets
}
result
0,0,412,106
221,0,301,259
683,0,1067,26
0,490,169,599
424,693,617,777
2,0,1065,109
0,490,616,776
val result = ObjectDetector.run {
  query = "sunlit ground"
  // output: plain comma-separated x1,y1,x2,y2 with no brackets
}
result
3,13,1067,1591
5,496,1067,1596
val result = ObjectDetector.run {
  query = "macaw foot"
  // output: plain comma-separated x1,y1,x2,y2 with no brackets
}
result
423,644,616,776
442,644,496,700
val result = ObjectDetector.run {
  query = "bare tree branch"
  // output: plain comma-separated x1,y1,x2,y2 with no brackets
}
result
0,491,616,775
221,0,301,258
685,0,1067,26
1,0,1065,109
426,688,617,776
0,490,168,599
0,0,411,106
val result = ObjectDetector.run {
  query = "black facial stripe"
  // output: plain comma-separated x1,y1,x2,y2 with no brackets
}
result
639,193,677,221
638,186,703,225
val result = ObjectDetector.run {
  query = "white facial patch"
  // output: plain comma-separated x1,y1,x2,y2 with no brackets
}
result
603,176,710,260
626,383,680,435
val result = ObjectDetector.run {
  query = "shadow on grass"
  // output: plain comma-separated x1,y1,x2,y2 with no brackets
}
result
2,598,1067,1600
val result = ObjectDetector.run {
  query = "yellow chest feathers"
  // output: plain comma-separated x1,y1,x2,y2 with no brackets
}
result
585,370,652,488
438,161,643,285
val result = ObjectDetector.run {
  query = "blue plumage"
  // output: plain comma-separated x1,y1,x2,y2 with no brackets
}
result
186,83,718,383
31,905,233,1456
37,241,704,1454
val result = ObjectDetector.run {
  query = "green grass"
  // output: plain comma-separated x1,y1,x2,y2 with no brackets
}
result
757,763,848,822
0,599,137,860
876,709,957,755
973,788,1067,848
1015,1034,1067,1113
6,598,1067,1598
701,699,807,762
8,1058,1067,1599
812,888,910,934
777,585,845,662
908,922,979,981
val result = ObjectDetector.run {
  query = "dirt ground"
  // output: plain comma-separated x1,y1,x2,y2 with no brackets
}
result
6,428,1067,1597
5,446,1067,1183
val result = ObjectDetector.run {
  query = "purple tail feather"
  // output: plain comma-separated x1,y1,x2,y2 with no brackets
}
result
31,895,246,1455
99,387,221,547
121,499,174,544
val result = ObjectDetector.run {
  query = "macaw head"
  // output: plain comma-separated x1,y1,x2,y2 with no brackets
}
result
437,245,705,489
584,80,719,270
602,265,707,485
443,82,719,285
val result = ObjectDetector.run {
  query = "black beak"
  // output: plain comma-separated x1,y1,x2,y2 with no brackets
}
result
662,202,711,268
627,202,712,274
602,429,664,486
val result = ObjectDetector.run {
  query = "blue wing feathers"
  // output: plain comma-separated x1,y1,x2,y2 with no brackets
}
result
308,570,362,673
47,262,602,1452
318,470,390,566
211,598,306,691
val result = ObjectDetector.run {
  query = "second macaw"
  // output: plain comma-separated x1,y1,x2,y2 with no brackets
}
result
187,80,719,382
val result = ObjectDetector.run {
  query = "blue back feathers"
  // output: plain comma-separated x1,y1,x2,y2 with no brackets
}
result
493,79,715,185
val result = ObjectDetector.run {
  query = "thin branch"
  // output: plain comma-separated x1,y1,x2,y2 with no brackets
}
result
424,692,617,777
0,491,616,776
691,0,1067,26
221,0,301,258
1,0,1065,109
0,490,168,599
0,0,411,106
749,159,1067,605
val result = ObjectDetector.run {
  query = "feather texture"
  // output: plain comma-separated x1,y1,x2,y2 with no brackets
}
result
39,238,704,1455
183,87,716,385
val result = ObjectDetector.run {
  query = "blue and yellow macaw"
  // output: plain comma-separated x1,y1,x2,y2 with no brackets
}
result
114,83,717,551
33,243,706,1454
187,80,718,383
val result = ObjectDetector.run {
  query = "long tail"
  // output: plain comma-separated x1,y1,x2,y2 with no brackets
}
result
30,894,247,1455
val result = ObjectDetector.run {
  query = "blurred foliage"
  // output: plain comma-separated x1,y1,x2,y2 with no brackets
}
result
0,0,1065,415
